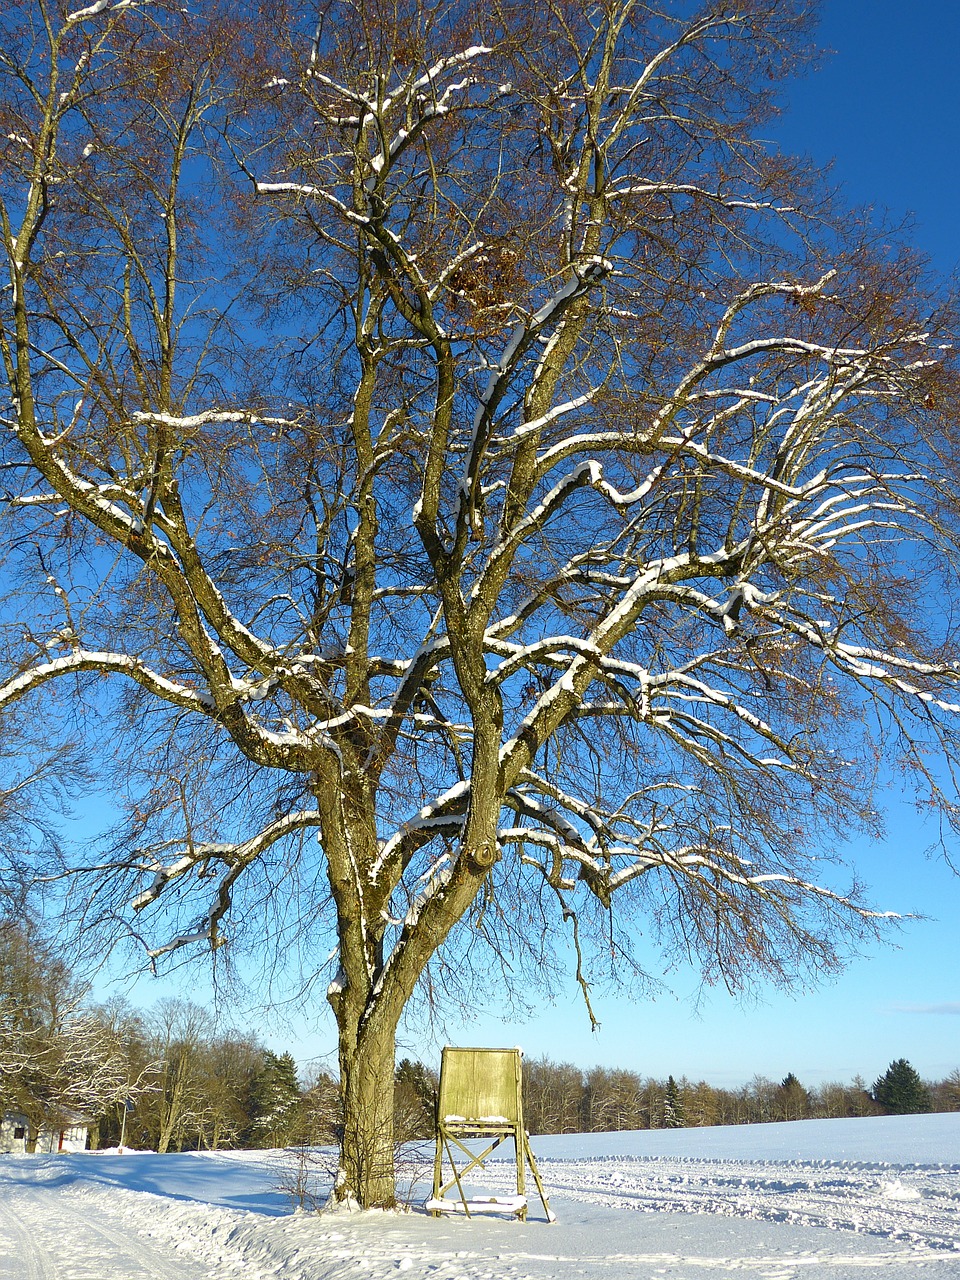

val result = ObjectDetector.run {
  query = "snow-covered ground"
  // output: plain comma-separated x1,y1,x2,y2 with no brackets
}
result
1,1113,958,1279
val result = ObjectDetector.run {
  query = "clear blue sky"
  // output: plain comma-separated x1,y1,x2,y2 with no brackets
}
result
99,1,960,1092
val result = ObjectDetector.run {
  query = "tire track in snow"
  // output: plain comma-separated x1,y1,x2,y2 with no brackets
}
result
0,1192,56,1280
0,1176,217,1280
472,1156,960,1253
42,1185,206,1280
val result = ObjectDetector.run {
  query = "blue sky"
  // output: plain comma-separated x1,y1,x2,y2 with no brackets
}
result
774,0,960,278
99,2,960,1092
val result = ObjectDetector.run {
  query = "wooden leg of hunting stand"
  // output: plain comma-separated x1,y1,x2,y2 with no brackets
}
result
523,1132,554,1222
431,1130,444,1217
514,1131,527,1221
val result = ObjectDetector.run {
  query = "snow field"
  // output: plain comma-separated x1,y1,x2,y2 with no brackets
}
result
0,1113,958,1279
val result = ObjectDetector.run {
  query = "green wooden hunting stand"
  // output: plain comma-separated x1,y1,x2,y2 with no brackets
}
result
427,1046,554,1222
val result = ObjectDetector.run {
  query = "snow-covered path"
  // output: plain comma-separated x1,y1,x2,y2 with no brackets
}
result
1,1114,958,1279
0,1164,217,1280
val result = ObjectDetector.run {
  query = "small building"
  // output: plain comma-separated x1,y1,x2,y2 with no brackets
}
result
0,1109,91,1154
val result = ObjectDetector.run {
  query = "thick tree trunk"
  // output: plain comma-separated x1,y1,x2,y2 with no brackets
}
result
336,1015,399,1209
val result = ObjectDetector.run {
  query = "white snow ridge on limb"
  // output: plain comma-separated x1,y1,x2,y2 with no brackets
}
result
67,0,142,21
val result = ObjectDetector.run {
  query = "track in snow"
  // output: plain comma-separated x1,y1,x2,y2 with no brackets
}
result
472,1155,960,1252
0,1165,218,1280
3,1140,960,1280
0,1193,55,1280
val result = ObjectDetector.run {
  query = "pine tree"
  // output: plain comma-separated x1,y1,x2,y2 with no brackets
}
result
777,1073,810,1121
663,1076,685,1128
872,1059,931,1115
248,1051,302,1147
394,1058,437,1140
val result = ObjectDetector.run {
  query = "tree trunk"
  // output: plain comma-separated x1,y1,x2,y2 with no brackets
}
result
157,1065,186,1154
157,1096,177,1154
337,1015,399,1209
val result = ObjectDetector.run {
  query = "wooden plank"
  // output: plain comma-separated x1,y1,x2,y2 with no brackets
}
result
438,1047,521,1124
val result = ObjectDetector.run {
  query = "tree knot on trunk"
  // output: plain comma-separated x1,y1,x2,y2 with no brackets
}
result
466,839,501,873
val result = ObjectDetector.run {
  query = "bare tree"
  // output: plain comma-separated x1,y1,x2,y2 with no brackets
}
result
140,999,214,1153
524,1057,584,1135
85,997,160,1149
194,1032,266,1151
0,920,137,1148
2,0,960,1204
930,1069,960,1115
0,729,85,908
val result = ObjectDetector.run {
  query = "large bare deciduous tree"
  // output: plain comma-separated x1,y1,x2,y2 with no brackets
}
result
2,0,960,1204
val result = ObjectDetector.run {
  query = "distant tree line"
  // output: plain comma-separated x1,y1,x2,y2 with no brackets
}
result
1,916,455,1152
520,1055,954,1133
0,917,341,1151
2,919,952,1148
86,999,338,1153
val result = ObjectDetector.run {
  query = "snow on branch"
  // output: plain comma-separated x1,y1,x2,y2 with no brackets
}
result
66,0,143,24
408,45,493,96
710,273,838,352
369,780,471,883
0,649,215,714
476,459,612,583
255,182,371,225
130,809,320,911
130,410,300,431
132,810,323,959
606,843,900,922
454,258,613,535
605,181,796,216
486,634,604,685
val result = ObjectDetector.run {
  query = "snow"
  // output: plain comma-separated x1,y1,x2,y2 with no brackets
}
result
67,0,111,20
423,1194,527,1216
1,1114,959,1278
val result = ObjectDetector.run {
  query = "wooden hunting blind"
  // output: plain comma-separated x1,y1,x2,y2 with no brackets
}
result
427,1046,553,1222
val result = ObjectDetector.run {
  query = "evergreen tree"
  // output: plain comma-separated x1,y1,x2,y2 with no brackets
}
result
294,1070,342,1145
248,1051,302,1147
872,1059,931,1115
394,1058,437,1140
776,1073,810,1121
663,1076,685,1128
